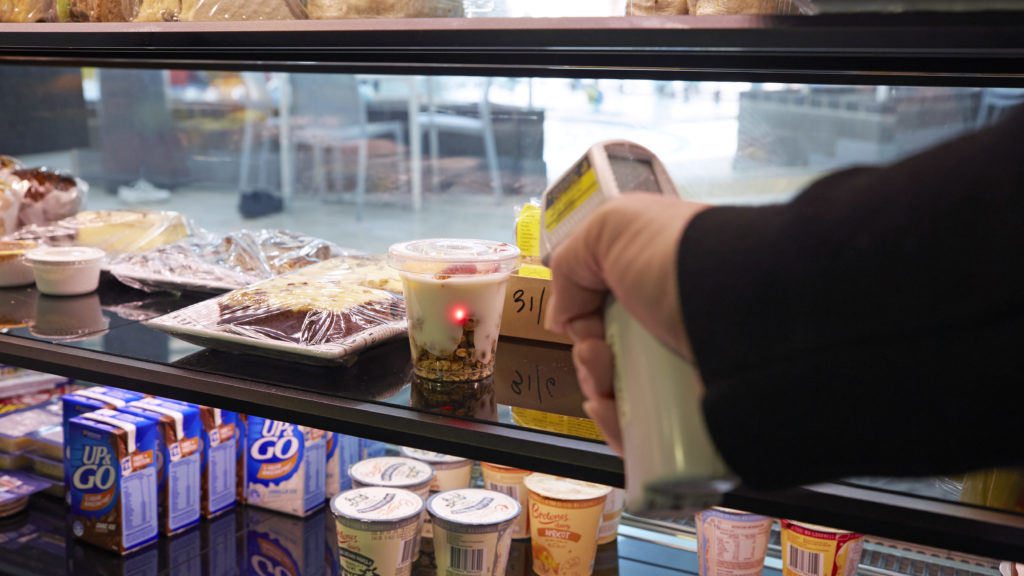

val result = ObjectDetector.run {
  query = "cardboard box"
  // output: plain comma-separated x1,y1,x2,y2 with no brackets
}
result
500,274,572,345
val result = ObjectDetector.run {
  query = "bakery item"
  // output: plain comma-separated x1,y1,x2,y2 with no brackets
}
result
134,0,178,20
0,183,17,238
179,0,305,20
63,210,189,256
627,0,688,15
9,168,87,229
688,0,797,14
66,0,135,21
216,259,404,346
0,156,23,177
1,0,56,21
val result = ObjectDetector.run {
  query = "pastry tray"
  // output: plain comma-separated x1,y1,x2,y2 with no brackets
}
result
146,297,408,365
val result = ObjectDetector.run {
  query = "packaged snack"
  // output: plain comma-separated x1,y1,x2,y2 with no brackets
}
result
0,401,62,453
780,519,865,576
7,168,87,228
523,474,611,576
0,470,53,517
399,447,473,539
246,417,327,517
480,462,531,539
27,451,62,480
118,398,202,535
30,425,63,461
696,507,772,576
350,456,434,560
68,409,159,554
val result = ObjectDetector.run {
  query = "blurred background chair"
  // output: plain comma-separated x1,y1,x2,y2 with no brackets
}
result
418,77,502,201
239,72,407,220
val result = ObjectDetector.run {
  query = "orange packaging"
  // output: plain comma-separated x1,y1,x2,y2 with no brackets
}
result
780,520,864,576
481,462,532,540
524,474,611,576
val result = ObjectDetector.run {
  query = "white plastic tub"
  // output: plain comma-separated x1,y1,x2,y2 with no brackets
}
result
26,246,105,296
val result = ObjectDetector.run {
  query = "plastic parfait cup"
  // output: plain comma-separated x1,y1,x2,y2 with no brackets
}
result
523,473,612,576
427,488,521,576
349,457,435,560
780,519,864,576
696,507,772,576
330,487,424,576
480,462,532,539
388,238,520,382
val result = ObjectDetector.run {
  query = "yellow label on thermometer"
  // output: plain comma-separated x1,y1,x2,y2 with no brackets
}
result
544,157,598,232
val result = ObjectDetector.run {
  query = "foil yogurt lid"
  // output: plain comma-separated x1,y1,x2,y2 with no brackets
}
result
523,473,612,501
427,488,520,526
350,457,434,488
399,447,468,465
331,487,424,523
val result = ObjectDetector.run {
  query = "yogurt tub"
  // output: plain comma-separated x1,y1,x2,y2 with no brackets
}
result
596,488,625,545
388,238,520,382
399,447,473,539
25,246,105,296
427,488,521,576
0,241,37,287
350,456,435,560
696,507,772,576
480,462,532,539
331,487,424,576
780,519,864,576
524,473,612,576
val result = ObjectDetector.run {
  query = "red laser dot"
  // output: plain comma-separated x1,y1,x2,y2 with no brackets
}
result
451,306,468,325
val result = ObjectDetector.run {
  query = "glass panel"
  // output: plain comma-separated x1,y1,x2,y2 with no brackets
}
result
3,64,1024,517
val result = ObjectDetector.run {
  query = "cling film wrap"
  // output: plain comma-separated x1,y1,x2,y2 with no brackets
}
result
627,0,814,13
6,209,194,260
109,228,359,294
147,257,407,364
306,0,462,19
62,0,139,21
177,0,307,21
2,167,87,229
0,0,57,21
0,183,18,239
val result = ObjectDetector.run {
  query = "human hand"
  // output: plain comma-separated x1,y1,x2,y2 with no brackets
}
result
544,194,709,455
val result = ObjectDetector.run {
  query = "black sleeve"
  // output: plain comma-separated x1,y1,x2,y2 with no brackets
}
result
677,107,1024,489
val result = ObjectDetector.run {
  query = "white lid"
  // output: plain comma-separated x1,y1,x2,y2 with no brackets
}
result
399,447,468,464
331,487,424,523
130,398,186,439
26,246,105,266
82,409,138,454
349,457,434,488
427,489,521,526
523,474,612,501
388,238,519,277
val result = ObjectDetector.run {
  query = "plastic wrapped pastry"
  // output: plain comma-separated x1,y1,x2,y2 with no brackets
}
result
109,228,358,293
65,0,137,21
7,209,191,259
147,258,407,364
687,0,806,13
7,168,87,229
134,0,179,20
0,183,17,238
627,0,688,14
306,0,462,19
0,0,57,21
179,0,306,20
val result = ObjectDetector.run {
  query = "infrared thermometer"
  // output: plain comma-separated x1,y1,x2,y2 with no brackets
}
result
539,141,736,518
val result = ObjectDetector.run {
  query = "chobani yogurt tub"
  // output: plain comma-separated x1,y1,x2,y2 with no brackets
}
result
350,457,435,559
427,488,521,576
524,474,612,576
399,447,473,539
388,238,520,382
331,487,424,576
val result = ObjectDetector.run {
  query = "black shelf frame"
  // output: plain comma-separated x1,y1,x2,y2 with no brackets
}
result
1,13,1024,84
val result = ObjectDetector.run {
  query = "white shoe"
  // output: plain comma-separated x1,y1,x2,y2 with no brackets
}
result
117,179,171,204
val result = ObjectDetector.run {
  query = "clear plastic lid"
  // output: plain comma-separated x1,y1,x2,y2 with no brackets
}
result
26,246,105,267
399,447,468,465
349,456,435,488
427,489,521,526
523,473,613,501
331,487,424,523
388,238,520,278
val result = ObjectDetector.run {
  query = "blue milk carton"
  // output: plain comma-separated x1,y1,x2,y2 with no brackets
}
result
118,398,202,536
245,505,326,576
325,433,361,498
62,387,146,505
68,409,159,554
246,417,326,517
198,406,240,518
236,414,248,505
361,438,388,460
